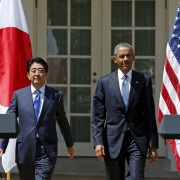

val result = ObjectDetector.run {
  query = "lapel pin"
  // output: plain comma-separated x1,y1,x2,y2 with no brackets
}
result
136,81,139,84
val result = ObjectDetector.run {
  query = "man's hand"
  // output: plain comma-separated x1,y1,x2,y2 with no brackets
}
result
149,148,158,164
0,149,3,157
95,145,105,161
67,146,75,159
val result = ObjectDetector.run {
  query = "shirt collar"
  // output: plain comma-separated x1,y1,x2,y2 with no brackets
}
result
118,69,132,80
31,85,45,94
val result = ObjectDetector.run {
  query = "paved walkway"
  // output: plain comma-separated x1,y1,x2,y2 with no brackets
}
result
1,157,180,179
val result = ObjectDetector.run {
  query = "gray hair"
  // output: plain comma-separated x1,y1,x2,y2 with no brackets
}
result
114,42,134,56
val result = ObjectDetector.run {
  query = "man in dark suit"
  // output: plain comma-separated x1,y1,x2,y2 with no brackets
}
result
92,42,158,180
0,57,74,180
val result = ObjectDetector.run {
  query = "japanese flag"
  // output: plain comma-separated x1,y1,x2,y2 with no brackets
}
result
0,0,32,172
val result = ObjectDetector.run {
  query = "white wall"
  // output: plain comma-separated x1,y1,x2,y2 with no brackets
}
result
168,0,179,32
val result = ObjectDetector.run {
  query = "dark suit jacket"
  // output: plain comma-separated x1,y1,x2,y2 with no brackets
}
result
92,70,158,159
0,85,74,164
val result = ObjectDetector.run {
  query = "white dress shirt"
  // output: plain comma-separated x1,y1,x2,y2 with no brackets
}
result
118,69,132,94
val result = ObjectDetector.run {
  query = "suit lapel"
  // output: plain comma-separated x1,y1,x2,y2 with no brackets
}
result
38,85,52,123
25,86,37,123
128,71,139,109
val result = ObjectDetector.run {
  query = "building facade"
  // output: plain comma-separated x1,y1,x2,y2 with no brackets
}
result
22,0,179,168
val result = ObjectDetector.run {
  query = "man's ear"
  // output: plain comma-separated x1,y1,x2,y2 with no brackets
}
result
112,56,117,63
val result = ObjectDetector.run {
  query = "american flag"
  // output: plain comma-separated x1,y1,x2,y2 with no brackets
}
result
158,3,180,173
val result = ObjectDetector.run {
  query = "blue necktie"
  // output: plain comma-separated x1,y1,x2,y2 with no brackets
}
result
121,75,129,109
33,90,40,120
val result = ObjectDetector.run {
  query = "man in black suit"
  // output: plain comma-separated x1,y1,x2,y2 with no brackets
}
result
0,57,74,180
92,42,158,180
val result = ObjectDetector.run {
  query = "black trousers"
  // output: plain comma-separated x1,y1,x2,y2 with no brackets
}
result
17,140,55,180
104,131,146,180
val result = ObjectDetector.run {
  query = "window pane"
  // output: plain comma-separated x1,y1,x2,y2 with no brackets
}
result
112,1,132,27
135,1,155,27
135,30,155,56
134,59,155,85
70,87,91,113
111,30,132,55
47,29,67,55
47,58,67,84
71,30,91,55
71,0,91,26
47,0,67,26
71,59,91,84
70,116,90,142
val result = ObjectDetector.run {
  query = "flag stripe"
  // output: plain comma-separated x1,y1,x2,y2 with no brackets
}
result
168,139,180,173
165,59,179,95
0,27,31,106
0,0,28,33
161,84,177,114
157,108,163,123
167,44,180,78
158,94,170,115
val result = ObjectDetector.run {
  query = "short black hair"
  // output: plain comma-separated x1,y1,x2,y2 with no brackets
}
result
27,57,48,73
